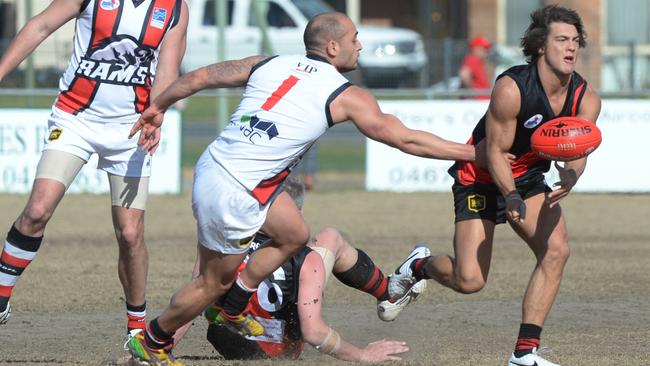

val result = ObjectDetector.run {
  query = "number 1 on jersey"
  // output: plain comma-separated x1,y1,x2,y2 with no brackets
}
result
261,76,300,111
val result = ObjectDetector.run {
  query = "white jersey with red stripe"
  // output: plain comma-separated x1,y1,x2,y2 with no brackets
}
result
55,0,182,124
208,54,351,191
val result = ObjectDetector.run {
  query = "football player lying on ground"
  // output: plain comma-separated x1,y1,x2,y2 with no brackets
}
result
173,177,426,362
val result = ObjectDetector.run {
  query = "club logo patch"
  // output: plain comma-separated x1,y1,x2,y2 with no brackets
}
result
524,114,544,128
467,194,486,213
48,128,63,141
100,0,120,11
151,7,167,29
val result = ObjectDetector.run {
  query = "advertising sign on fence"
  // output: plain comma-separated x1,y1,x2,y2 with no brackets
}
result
0,109,181,194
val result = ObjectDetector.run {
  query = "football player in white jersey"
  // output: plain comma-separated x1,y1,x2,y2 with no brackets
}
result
0,0,188,338
126,12,486,365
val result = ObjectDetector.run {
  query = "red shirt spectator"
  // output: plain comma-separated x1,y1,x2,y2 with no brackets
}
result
459,36,492,99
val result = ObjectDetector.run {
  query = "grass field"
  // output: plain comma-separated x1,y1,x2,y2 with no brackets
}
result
0,189,648,365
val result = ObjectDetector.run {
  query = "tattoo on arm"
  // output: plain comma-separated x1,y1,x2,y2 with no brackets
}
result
205,56,266,85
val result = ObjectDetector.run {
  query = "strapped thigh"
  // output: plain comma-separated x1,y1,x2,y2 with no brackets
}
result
108,173,149,210
35,150,86,189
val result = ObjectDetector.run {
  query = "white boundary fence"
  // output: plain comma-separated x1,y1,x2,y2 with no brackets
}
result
0,109,181,194
367,99,650,192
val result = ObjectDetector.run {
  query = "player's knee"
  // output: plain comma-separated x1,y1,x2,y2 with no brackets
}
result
20,203,52,229
115,224,143,247
456,275,486,294
313,227,343,250
543,241,570,268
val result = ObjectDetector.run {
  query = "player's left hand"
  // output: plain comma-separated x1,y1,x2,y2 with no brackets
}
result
359,339,409,362
547,161,578,207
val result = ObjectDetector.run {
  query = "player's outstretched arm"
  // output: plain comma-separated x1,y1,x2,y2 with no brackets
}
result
547,86,602,206
329,86,478,162
0,0,82,82
297,252,408,362
129,55,268,149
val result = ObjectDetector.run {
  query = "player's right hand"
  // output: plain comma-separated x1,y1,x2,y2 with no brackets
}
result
129,107,164,154
359,339,409,362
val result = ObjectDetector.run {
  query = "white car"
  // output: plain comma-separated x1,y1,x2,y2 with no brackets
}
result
183,0,428,87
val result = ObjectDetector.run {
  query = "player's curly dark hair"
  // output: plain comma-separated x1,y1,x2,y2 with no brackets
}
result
521,5,586,64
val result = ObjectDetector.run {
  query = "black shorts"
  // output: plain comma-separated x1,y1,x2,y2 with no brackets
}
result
452,174,550,224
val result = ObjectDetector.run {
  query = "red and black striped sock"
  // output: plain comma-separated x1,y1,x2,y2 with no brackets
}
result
334,249,389,301
0,225,43,312
514,323,542,357
126,302,146,334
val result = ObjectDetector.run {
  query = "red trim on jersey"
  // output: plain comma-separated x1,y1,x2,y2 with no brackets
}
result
456,138,543,185
134,82,151,113
251,169,291,205
142,0,175,48
55,78,98,114
0,252,31,269
571,82,585,116
91,2,120,47
134,0,177,112
56,1,120,114
262,76,300,111
0,285,12,297
510,151,542,178
457,136,492,185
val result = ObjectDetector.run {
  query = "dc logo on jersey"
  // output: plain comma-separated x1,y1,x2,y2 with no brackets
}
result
100,0,120,11
75,36,155,86
150,8,167,29
524,113,544,128
239,115,280,144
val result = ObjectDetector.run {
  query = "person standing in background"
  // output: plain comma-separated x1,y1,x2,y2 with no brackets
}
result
459,36,492,99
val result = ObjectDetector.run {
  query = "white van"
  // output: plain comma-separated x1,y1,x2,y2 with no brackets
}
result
184,0,428,87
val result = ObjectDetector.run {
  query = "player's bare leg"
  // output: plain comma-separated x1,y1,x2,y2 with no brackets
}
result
156,246,247,332
309,227,357,272
241,192,310,287
112,206,148,333
511,192,569,325
420,219,496,294
1,151,84,324
128,246,246,362
507,192,568,365
212,192,309,335
15,179,67,236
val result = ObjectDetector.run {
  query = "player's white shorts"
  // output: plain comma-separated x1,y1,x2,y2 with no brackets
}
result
43,107,152,177
192,149,272,254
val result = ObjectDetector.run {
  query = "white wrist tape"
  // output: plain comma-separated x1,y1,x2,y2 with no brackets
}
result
315,328,341,355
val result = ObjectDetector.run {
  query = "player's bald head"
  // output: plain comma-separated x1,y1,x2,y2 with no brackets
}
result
303,12,350,53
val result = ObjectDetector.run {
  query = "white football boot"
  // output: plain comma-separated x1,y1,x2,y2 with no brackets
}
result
377,278,426,321
388,245,431,299
0,302,11,325
508,348,560,366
